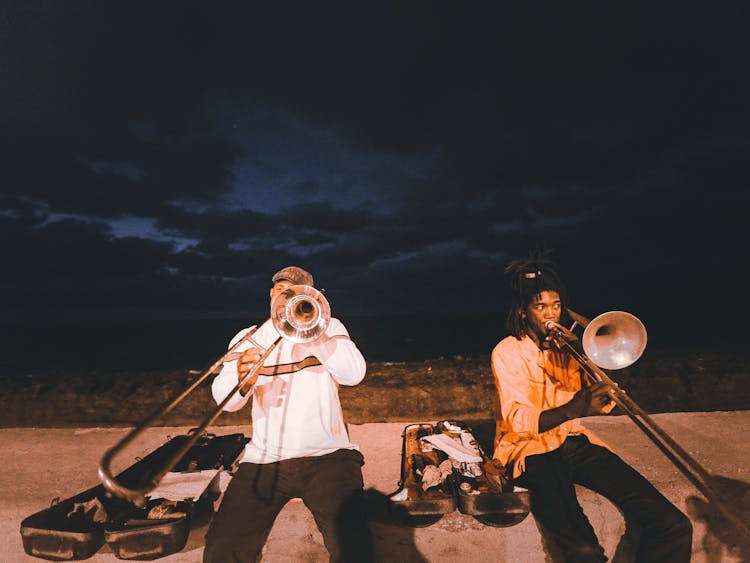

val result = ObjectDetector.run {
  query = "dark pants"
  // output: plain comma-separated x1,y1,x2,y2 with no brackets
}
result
516,435,692,563
203,448,373,563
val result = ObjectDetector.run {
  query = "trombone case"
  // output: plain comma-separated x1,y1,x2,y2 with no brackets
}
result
20,431,248,561
388,420,530,527
388,423,458,526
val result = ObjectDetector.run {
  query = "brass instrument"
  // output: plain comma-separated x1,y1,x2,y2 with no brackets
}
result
98,285,330,507
546,310,750,542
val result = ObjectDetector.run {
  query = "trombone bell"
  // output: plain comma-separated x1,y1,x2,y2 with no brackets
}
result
271,285,331,343
582,311,647,370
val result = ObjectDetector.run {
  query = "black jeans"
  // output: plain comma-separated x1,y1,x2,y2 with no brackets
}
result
203,448,373,563
516,435,692,563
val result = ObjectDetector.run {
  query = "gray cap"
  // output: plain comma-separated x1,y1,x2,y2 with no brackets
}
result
271,266,314,287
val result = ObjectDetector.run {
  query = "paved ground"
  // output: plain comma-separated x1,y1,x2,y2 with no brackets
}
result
3,411,750,562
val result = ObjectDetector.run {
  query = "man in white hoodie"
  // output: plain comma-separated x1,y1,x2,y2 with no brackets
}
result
204,266,372,563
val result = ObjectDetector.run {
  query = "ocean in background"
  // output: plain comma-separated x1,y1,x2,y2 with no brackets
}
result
0,312,728,374
0,314,510,373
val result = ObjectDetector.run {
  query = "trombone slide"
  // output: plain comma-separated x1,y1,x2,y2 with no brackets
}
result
98,285,330,507
98,328,278,507
547,310,750,542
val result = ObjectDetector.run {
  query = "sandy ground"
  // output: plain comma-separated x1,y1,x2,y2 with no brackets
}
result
3,411,750,562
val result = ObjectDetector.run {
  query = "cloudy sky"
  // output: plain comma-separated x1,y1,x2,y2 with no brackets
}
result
2,2,748,344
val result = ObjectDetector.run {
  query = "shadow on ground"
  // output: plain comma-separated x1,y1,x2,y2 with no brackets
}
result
686,475,750,563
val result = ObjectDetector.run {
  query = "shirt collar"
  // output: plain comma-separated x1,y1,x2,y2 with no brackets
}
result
518,334,544,364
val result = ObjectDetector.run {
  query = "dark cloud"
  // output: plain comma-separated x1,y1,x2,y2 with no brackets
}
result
2,1,749,351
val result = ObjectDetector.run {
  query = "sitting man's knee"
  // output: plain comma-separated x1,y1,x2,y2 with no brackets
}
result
643,508,693,553
669,511,693,544
658,508,693,540
564,542,607,563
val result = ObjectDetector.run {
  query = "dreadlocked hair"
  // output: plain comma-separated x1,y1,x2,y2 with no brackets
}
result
504,248,569,339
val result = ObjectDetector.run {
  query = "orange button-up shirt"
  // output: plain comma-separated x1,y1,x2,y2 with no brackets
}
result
491,334,610,478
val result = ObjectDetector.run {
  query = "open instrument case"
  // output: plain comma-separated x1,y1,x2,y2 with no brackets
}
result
20,431,248,561
389,420,530,527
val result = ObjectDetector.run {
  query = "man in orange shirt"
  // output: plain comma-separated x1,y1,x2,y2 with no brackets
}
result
491,252,692,562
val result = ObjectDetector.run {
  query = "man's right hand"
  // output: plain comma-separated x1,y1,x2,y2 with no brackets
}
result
237,347,263,394
587,382,616,415
562,387,592,419
539,381,616,433
565,382,615,417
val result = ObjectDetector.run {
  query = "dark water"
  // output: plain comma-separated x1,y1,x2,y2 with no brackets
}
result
0,314,509,372
0,312,728,373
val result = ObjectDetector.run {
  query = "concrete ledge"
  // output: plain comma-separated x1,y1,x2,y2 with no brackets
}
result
3,411,750,562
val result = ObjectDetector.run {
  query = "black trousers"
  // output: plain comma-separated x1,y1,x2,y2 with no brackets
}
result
203,448,373,563
516,435,692,563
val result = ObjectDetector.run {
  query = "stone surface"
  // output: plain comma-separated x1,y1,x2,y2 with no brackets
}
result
3,412,750,562
3,350,750,428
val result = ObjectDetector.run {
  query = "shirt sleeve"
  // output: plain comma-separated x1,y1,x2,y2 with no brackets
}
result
211,326,255,412
491,343,542,436
302,318,366,386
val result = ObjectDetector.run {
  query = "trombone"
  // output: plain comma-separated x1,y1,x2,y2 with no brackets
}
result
546,310,750,542
98,285,331,507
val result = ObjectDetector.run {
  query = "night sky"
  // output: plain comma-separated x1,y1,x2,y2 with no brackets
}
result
2,3,749,347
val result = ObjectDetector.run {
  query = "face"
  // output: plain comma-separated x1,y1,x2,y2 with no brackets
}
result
522,290,562,343
269,279,295,306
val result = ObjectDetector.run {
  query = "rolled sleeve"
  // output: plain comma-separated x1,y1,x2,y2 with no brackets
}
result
210,326,257,412
303,319,366,386
492,344,542,436
211,360,251,412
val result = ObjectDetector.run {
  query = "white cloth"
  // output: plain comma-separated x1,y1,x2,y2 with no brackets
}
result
146,470,220,501
420,433,483,463
211,317,366,464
